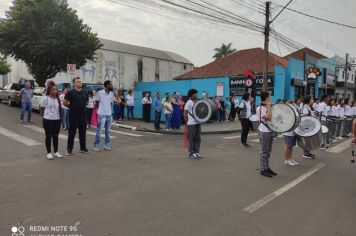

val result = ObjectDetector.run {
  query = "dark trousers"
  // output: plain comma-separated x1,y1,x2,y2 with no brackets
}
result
240,118,251,144
120,105,125,120
43,119,61,153
127,106,134,120
86,108,93,125
188,124,201,155
154,111,161,129
67,116,87,152
143,104,151,123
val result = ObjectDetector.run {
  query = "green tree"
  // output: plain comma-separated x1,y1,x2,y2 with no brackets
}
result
0,59,11,75
213,43,237,59
0,0,102,86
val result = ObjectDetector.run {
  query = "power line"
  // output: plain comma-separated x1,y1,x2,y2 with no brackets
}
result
272,3,356,29
270,0,293,24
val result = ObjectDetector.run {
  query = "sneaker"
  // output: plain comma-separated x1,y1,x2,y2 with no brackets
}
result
260,170,273,178
47,153,54,160
337,136,344,140
267,169,277,176
302,154,314,159
80,148,90,154
190,153,198,159
53,152,63,158
332,139,338,143
104,146,111,151
195,153,202,158
27,120,32,123
66,150,73,156
93,147,100,152
20,120,24,123
290,159,299,165
319,145,327,150
285,160,296,166
242,143,251,147
166,129,169,131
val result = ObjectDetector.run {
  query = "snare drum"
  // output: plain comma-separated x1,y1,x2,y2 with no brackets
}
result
266,104,301,133
249,114,259,130
294,116,322,150
192,99,218,123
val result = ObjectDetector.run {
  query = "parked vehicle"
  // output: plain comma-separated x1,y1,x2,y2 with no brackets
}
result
31,87,45,111
0,83,25,106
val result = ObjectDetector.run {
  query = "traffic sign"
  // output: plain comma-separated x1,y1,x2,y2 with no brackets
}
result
67,64,77,74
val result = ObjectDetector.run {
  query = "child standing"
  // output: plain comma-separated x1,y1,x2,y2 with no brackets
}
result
257,92,276,177
86,91,95,128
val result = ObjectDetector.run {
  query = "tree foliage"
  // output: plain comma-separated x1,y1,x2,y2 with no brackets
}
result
0,0,102,86
213,43,237,59
0,59,11,75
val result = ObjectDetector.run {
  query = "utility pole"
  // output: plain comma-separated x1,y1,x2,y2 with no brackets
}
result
344,53,349,98
262,1,270,92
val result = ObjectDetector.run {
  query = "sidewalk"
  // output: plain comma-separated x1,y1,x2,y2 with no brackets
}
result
112,119,242,134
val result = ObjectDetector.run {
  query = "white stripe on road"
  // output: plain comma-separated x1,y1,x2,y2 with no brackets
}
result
110,129,143,137
243,163,326,213
223,133,258,140
0,126,42,146
24,125,78,141
326,139,351,153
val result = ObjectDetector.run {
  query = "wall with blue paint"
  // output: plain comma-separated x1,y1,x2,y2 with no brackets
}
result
285,58,305,100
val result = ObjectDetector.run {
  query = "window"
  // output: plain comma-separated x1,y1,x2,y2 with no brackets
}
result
183,64,187,70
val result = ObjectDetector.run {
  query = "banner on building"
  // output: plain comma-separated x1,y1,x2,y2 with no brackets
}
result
216,82,224,97
229,73,274,96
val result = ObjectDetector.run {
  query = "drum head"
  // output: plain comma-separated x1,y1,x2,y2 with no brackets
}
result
294,116,321,137
192,99,217,123
322,125,329,134
266,104,297,133
249,114,258,122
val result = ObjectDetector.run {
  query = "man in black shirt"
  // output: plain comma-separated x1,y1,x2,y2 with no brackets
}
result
63,77,89,155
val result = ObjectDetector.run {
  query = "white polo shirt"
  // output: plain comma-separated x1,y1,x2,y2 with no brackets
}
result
97,89,114,116
257,105,272,133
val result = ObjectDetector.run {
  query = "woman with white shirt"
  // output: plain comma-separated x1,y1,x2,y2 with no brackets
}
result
163,97,173,131
59,87,69,130
142,92,152,123
40,85,63,160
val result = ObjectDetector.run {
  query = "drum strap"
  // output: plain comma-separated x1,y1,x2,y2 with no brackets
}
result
258,105,268,127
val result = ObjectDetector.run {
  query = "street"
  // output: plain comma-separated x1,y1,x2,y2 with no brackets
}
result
0,103,355,236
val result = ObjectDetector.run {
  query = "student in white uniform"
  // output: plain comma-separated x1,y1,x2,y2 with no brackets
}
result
344,98,353,136
318,95,330,149
283,100,299,166
302,95,317,159
336,99,345,139
257,92,277,178
329,99,338,143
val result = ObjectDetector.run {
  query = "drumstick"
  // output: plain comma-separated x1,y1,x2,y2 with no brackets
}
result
352,144,355,163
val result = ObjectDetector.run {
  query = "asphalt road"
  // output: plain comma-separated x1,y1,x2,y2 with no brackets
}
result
0,103,355,236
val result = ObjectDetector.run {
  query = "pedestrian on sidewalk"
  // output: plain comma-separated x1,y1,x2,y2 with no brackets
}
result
230,96,236,121
40,85,63,160
225,97,231,121
257,91,276,177
179,96,185,125
170,92,181,129
113,91,122,123
142,92,152,123
219,97,225,122
59,87,69,130
86,91,95,128
94,80,117,152
118,91,126,121
238,92,252,147
19,82,33,123
126,90,135,120
63,77,89,156
153,92,163,130
163,96,173,131
184,89,202,159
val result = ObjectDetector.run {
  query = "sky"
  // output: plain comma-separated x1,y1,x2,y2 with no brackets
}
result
0,0,355,66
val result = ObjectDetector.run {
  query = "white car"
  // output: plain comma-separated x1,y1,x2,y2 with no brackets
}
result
31,87,45,111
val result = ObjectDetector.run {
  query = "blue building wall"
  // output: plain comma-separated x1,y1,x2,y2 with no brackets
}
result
285,58,305,100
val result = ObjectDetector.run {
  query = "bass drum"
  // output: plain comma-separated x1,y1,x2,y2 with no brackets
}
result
294,116,322,150
192,99,218,123
266,104,301,133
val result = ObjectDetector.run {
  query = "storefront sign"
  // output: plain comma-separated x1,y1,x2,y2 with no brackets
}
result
306,66,322,80
230,73,274,96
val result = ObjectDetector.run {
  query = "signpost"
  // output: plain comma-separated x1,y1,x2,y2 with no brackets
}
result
67,64,77,74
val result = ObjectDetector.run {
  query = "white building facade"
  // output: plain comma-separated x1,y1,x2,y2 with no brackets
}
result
3,38,194,90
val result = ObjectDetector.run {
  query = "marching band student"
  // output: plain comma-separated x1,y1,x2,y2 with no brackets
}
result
336,99,345,140
352,101,356,117
184,89,202,159
344,98,353,137
257,92,276,177
302,95,317,159
313,98,320,114
283,100,299,166
329,99,338,143
319,95,330,149
238,92,253,147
